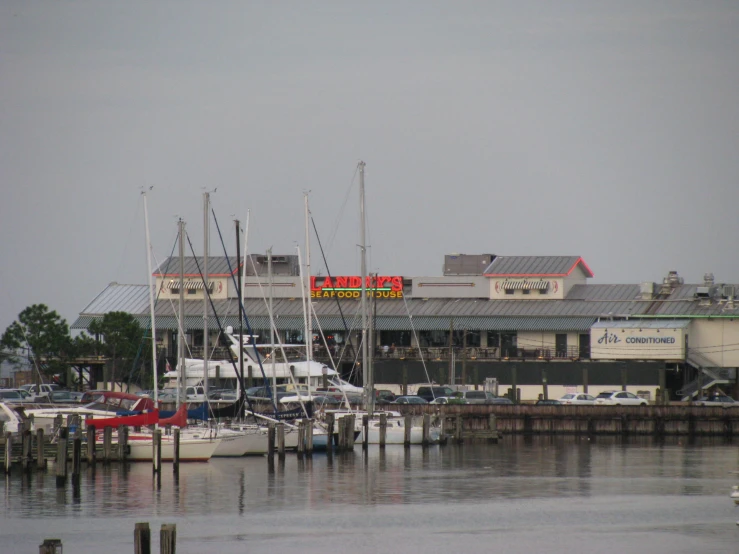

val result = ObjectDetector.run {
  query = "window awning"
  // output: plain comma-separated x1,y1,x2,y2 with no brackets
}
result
166,280,213,291
502,280,549,290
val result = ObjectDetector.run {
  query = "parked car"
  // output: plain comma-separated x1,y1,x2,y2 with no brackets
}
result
462,390,499,405
536,399,562,405
694,394,739,408
0,389,25,403
416,386,456,403
559,393,596,405
48,390,80,404
594,391,648,406
376,389,396,404
20,383,61,402
489,397,514,405
393,396,428,405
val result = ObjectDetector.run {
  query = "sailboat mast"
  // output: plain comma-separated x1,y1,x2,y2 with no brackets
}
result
235,218,245,400
203,192,210,403
304,193,312,366
178,218,186,408
142,190,158,408
359,161,370,411
268,248,277,396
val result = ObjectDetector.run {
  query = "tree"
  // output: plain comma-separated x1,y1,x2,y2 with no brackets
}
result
87,312,146,388
0,304,72,379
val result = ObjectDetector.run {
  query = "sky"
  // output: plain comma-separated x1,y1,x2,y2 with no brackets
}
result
1,1,738,333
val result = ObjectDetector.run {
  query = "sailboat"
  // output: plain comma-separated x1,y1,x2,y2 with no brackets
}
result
327,162,440,445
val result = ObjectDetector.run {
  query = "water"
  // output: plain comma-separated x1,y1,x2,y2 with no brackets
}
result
2,436,738,553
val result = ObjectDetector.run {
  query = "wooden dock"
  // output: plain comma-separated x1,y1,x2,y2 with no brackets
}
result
398,404,739,438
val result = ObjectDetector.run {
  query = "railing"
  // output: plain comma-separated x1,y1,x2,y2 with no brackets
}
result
677,368,732,399
314,345,588,362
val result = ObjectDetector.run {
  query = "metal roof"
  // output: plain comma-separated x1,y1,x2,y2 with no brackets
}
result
484,256,593,277
591,319,691,329
71,282,739,332
154,256,241,277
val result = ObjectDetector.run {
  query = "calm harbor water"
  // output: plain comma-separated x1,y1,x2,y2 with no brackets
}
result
2,436,738,554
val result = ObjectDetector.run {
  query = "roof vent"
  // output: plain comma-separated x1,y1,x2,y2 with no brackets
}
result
704,273,715,287
724,285,736,299
640,282,655,300
660,270,684,295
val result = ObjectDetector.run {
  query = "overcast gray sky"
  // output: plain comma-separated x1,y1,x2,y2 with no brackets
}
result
1,1,738,332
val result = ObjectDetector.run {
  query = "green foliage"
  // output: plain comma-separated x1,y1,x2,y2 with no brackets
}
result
0,304,72,376
87,311,144,360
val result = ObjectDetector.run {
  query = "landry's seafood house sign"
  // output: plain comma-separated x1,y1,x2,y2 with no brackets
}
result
310,276,404,298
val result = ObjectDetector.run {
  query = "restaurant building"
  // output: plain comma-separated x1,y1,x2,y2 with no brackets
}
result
72,253,739,401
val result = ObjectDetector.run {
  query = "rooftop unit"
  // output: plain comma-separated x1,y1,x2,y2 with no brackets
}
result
444,253,496,276
245,254,300,277
659,270,684,295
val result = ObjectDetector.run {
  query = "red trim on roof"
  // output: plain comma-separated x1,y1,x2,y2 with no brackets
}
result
484,257,594,278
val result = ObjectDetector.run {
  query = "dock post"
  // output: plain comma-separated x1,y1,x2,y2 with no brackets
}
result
55,427,68,487
403,414,411,447
4,432,12,474
347,415,356,450
134,522,151,554
378,413,387,447
305,418,314,456
362,415,369,449
103,427,113,463
39,539,63,554
118,426,128,463
160,523,177,554
337,417,346,452
277,423,285,459
582,366,589,394
488,414,498,441
22,429,33,472
267,423,275,458
325,413,335,449
86,425,96,466
297,420,305,458
72,434,82,482
454,415,463,443
173,428,180,473
402,364,408,396
422,414,431,446
36,428,46,470
53,414,63,435
152,429,162,474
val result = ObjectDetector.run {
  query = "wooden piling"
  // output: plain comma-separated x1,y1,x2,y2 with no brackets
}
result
346,415,356,450
488,414,497,441
160,523,177,554
22,429,32,472
173,428,180,473
118,426,128,462
362,415,369,449
36,428,46,470
103,427,113,463
454,415,463,443
337,417,346,451
403,414,412,447
422,414,430,446
55,427,68,486
374,413,384,447
152,429,162,474
276,423,285,459
39,539,63,554
53,414,63,435
72,435,82,481
325,413,335,449
305,418,314,455
267,423,275,458
134,522,151,554
297,420,305,458
86,425,96,465
4,432,12,474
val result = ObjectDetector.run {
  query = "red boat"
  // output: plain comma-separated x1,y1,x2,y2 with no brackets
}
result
86,409,159,429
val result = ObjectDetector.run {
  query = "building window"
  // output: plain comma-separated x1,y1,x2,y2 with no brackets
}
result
505,289,514,295
171,288,179,294
539,289,547,294
522,289,530,295
187,289,197,295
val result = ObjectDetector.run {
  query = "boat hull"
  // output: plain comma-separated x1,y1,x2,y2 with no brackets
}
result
125,436,220,462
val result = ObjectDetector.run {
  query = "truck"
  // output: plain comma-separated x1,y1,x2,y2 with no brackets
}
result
19,383,61,402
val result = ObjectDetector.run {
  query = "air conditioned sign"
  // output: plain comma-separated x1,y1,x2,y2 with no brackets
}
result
590,326,686,360
310,276,404,299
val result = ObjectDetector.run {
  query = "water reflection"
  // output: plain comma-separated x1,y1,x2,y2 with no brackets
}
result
0,436,736,518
